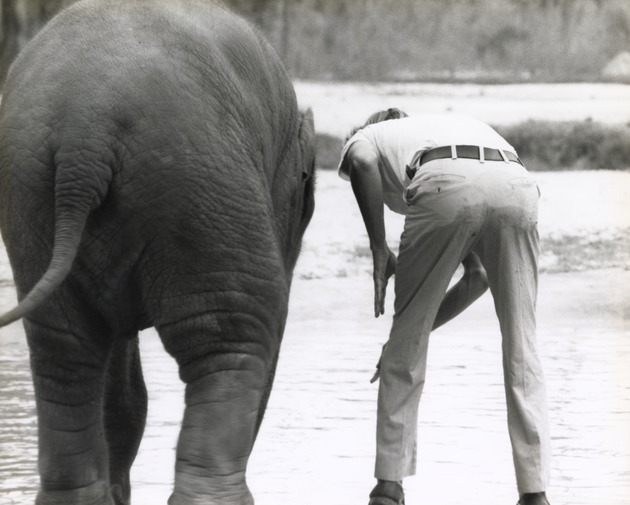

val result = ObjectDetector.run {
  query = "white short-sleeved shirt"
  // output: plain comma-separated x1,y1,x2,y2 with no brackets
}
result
338,114,516,214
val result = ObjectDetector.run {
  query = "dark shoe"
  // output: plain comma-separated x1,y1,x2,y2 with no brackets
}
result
518,492,550,505
368,480,405,505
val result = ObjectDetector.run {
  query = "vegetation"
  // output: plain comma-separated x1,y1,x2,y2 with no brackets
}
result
1,0,630,84
495,120,630,171
316,120,630,171
315,133,344,172
277,0,630,83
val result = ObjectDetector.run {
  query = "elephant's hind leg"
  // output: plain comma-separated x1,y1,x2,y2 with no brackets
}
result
24,317,115,505
157,312,277,505
104,336,148,505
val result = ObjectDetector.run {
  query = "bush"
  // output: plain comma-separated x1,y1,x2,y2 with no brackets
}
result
316,120,630,171
495,120,630,171
315,133,343,170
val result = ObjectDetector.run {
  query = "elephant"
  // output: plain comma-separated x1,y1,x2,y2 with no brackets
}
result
0,1,316,504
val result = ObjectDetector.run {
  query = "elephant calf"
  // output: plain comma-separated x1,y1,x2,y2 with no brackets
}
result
0,1,316,504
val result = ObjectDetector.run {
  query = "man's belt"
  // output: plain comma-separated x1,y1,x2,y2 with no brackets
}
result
406,145,523,179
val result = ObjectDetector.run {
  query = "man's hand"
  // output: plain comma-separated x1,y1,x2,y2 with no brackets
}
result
372,245,397,317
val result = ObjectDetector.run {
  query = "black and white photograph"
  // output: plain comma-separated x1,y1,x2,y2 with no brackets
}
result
0,1,628,505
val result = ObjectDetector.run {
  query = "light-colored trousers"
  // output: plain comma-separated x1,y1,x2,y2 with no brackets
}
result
375,156,550,493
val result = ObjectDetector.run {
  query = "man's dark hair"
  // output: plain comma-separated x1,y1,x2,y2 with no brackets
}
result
345,108,408,142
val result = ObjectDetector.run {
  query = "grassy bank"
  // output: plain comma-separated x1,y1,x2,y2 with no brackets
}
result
316,120,630,171
495,120,630,171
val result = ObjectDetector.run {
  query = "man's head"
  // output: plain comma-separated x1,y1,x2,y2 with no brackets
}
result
345,107,408,142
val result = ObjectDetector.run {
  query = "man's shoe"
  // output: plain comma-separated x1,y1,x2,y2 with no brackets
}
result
368,480,405,505
518,492,550,505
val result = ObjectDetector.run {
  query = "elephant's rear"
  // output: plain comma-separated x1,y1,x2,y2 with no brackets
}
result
0,2,314,504
1,0,306,330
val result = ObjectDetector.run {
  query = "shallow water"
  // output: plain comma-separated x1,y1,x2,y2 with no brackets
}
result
1,273,629,505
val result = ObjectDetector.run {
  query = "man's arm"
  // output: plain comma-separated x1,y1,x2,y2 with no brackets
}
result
370,252,488,383
346,142,396,317
432,252,489,330
347,142,385,250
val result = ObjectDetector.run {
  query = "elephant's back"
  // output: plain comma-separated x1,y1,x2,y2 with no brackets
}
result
2,0,297,184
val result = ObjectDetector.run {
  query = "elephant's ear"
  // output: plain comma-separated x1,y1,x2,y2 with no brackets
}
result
296,108,316,231
298,108,315,181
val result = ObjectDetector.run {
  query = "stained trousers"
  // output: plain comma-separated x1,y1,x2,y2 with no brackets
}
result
375,157,550,493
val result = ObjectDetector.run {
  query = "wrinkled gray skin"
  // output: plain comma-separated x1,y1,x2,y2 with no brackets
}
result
0,1,316,504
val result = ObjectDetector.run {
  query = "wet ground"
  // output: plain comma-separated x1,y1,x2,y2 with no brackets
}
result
1,270,629,505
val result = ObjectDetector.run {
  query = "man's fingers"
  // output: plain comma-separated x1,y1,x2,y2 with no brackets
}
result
374,287,381,317
373,247,396,317
374,278,387,317
374,279,381,317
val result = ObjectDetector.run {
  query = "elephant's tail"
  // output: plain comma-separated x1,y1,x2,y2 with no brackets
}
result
0,212,89,328
0,160,111,328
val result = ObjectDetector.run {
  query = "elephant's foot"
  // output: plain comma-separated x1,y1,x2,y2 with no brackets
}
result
35,481,115,505
168,469,254,505
168,487,254,505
